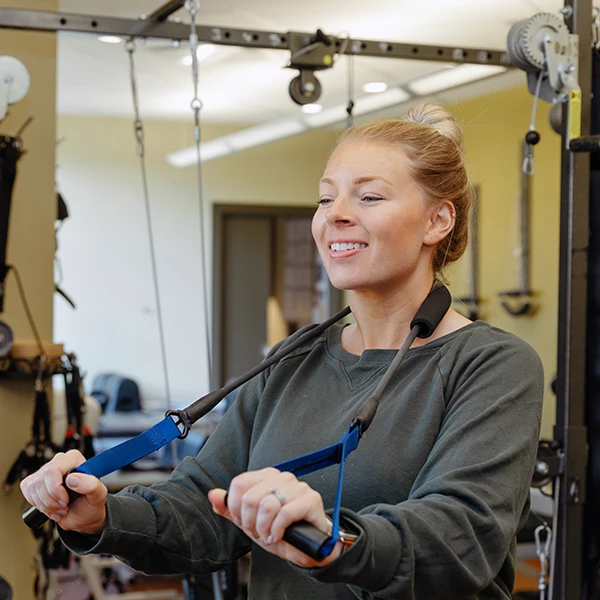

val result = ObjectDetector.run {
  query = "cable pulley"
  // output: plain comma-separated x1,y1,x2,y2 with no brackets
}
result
507,12,581,147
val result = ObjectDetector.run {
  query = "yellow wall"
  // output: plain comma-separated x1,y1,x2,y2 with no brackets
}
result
0,0,57,597
447,85,561,438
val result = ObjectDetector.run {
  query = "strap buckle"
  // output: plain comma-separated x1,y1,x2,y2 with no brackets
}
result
166,409,192,439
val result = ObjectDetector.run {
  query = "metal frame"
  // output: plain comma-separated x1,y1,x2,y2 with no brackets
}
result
553,0,592,598
0,7,511,68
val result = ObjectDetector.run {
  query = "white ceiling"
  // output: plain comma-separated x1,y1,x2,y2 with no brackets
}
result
56,0,563,124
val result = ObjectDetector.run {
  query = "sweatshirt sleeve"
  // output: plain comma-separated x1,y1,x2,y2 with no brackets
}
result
60,372,265,576
301,334,544,599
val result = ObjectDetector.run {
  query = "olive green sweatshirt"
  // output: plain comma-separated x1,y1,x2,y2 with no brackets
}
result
62,321,544,599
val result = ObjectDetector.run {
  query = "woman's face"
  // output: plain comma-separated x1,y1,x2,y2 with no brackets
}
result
312,140,441,294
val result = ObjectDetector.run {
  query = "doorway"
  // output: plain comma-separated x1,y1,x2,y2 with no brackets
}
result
212,204,343,387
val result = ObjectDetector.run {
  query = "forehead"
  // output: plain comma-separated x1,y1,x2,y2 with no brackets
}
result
322,140,413,182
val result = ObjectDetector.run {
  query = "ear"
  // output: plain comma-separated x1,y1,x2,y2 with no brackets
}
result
423,201,455,247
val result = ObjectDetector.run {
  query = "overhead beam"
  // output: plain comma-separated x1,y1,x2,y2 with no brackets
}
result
0,8,512,68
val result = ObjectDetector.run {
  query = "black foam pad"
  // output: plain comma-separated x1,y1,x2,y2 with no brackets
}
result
410,285,452,339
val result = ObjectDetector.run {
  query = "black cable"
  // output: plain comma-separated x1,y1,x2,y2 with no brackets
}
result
186,0,213,388
126,40,173,411
8,264,44,355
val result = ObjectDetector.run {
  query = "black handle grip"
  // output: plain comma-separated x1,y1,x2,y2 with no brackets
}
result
283,520,331,561
22,471,81,530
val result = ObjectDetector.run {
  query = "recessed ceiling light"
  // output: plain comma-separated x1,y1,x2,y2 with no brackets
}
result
301,103,323,114
362,82,388,94
181,44,217,65
98,36,122,44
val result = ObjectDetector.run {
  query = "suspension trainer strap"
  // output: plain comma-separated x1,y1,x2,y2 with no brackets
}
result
23,306,352,529
275,423,360,557
75,417,181,479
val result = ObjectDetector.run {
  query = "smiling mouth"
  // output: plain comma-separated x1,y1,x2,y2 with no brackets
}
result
329,242,367,252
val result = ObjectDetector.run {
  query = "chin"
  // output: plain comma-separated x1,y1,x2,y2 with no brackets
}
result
328,275,372,291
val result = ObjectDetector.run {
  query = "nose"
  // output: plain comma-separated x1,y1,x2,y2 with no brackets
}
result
325,194,355,226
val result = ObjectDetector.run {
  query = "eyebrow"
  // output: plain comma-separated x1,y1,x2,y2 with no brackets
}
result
320,175,393,186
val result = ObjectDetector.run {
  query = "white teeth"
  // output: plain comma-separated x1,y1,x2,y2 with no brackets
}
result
329,242,367,252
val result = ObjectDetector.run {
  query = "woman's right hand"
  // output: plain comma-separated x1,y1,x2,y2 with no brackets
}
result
20,449,108,535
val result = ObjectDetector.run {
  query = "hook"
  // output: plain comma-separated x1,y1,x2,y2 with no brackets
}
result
499,290,535,316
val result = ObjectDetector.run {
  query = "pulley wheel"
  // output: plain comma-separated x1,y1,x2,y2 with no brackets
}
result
0,321,14,356
549,100,563,134
507,13,569,72
289,72,322,106
0,56,30,104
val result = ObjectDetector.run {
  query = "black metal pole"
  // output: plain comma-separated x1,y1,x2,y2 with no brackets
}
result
147,0,185,22
585,46,600,597
553,0,593,598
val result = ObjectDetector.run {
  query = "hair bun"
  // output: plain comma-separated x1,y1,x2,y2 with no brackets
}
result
404,103,464,151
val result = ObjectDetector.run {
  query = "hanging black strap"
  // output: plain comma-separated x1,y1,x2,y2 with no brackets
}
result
4,389,56,493
63,362,83,438
0,135,22,313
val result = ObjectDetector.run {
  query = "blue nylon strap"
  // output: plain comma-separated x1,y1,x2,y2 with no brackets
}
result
68,412,358,560
75,416,181,478
274,424,360,557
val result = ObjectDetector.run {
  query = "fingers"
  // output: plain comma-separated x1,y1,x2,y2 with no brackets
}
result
269,482,327,544
255,492,286,543
208,488,229,516
221,469,327,550
21,450,86,516
65,472,106,506
20,450,107,533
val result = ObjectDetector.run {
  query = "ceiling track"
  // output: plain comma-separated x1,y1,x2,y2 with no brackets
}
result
0,8,513,68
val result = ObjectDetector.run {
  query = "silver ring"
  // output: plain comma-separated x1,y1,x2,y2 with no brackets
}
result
269,488,286,506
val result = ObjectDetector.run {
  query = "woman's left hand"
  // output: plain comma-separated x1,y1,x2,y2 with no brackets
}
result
208,467,342,567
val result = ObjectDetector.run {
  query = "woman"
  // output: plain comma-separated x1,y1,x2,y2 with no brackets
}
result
21,104,543,599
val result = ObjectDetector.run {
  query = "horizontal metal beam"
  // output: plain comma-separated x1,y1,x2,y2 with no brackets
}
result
0,8,512,68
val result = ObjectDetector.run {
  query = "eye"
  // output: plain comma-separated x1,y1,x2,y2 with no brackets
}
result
362,195,383,202
317,197,333,205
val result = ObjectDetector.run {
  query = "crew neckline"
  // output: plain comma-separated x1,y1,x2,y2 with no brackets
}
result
327,320,488,365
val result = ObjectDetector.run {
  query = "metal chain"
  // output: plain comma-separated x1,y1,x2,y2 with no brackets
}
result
185,0,214,389
126,41,176,459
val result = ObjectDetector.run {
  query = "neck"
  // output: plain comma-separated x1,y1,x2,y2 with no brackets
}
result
345,276,435,352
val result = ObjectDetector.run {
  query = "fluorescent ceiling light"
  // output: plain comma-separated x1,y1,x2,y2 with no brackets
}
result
362,81,388,94
181,44,217,66
301,103,323,114
167,139,231,167
98,35,122,44
408,64,506,95
226,119,307,151
166,119,308,166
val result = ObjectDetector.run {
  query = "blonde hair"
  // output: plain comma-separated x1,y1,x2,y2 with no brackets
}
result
336,103,472,279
